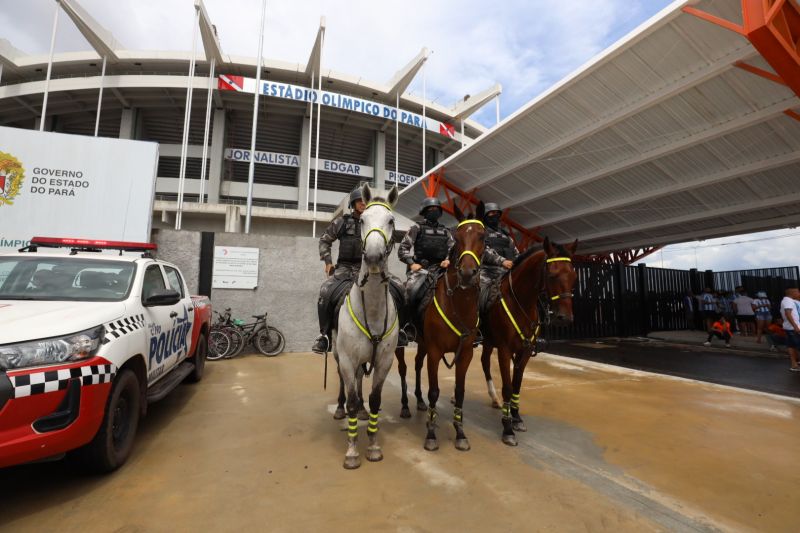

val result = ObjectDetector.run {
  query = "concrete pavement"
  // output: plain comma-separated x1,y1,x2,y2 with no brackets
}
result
1,351,799,532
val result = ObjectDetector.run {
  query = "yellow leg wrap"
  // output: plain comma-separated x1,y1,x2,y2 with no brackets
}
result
502,403,511,417
368,412,379,434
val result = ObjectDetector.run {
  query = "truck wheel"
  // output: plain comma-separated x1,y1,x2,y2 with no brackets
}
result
187,333,207,383
77,369,141,473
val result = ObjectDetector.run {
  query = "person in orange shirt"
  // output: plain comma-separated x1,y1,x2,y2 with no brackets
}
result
704,316,732,348
767,317,787,352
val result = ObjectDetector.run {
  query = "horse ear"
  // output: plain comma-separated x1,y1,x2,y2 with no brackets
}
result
476,201,485,221
361,183,372,205
453,203,465,222
387,185,399,208
566,239,578,255
543,236,555,255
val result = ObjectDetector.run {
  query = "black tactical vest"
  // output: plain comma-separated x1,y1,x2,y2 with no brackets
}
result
337,215,362,264
486,228,515,259
414,224,450,264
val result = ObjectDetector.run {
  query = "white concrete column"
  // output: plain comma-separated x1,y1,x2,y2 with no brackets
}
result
34,116,53,131
224,204,242,233
374,130,386,188
208,108,226,204
119,108,136,139
297,115,311,209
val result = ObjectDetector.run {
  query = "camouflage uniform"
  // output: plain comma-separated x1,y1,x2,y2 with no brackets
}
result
481,225,518,290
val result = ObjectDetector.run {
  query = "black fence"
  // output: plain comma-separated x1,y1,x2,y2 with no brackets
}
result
548,263,800,340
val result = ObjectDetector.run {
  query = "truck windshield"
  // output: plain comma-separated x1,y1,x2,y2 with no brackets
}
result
0,257,136,302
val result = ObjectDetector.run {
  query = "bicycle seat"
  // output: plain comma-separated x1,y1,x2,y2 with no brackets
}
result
251,314,266,319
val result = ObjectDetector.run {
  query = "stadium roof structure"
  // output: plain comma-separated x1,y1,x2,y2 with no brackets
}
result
396,0,800,262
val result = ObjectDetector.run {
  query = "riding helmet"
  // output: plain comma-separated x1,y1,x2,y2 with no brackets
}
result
349,188,364,208
484,202,501,216
418,196,442,216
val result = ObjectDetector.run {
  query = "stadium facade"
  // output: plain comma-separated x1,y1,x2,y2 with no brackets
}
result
0,0,500,234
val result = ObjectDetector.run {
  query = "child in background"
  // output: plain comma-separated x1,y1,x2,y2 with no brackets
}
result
767,317,787,352
704,316,733,348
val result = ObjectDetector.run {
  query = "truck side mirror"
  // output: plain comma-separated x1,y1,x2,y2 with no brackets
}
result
143,289,181,307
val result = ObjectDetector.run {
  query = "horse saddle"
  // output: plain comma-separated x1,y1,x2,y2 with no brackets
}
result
408,270,444,329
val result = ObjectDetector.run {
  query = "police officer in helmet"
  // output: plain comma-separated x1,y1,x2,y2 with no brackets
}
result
481,202,517,289
312,188,407,353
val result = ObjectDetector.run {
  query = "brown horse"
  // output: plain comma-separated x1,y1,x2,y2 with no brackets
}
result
396,202,485,452
480,237,577,446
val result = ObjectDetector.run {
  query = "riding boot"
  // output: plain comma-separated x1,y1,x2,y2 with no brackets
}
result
312,295,331,354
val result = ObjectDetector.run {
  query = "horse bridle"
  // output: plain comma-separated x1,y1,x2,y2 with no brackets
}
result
433,218,484,369
501,254,573,357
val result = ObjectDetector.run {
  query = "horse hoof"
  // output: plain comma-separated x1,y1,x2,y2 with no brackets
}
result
366,448,384,462
502,434,518,447
333,407,346,420
455,438,471,451
357,408,369,421
400,406,411,419
343,456,361,470
491,401,501,409
424,439,439,451
512,420,527,432
416,401,427,411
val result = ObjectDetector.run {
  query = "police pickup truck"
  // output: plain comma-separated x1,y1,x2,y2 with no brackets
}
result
0,237,211,472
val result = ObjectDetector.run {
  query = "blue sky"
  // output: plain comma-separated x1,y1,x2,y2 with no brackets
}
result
2,0,797,271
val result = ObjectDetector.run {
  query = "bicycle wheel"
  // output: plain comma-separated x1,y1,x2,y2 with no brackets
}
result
227,327,247,358
208,329,231,361
256,327,285,357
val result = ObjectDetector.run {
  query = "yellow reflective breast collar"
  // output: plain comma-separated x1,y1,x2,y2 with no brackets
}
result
346,294,398,341
434,294,479,338
500,296,540,343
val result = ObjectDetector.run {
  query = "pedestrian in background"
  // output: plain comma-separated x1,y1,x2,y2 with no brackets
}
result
733,287,755,337
700,287,716,332
767,317,786,352
752,291,772,344
780,288,800,372
704,316,732,348
718,291,735,327
683,290,696,330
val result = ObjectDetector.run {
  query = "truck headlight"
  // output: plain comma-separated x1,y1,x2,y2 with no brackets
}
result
0,326,105,371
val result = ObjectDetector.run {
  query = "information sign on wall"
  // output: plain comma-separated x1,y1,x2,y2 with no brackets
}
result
212,246,260,289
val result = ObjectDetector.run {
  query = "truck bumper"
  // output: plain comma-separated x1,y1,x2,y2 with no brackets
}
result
0,357,115,469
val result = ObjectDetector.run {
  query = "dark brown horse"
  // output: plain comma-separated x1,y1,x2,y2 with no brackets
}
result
396,202,485,451
480,237,577,446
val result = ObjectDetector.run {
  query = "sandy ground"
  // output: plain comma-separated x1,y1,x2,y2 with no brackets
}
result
1,349,799,532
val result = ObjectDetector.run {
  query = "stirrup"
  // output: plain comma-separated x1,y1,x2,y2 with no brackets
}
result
312,334,330,354
473,331,484,348
397,330,409,347
402,323,417,343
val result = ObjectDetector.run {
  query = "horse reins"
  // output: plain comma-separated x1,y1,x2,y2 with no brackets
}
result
434,218,483,369
499,255,573,359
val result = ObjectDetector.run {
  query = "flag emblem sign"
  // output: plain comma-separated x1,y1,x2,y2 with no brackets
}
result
0,151,24,207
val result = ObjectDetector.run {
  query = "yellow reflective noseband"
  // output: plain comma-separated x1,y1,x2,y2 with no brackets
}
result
457,218,484,229
434,294,479,338
346,294,398,341
458,250,481,267
363,227,389,248
500,296,540,344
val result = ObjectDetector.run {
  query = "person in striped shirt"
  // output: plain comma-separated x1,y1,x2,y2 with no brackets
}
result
752,291,772,344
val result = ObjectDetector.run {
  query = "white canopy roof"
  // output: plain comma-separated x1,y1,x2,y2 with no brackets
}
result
396,0,800,254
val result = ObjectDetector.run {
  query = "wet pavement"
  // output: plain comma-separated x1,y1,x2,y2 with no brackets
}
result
545,338,800,398
1,350,799,532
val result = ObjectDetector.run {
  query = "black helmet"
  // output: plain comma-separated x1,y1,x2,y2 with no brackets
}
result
349,188,364,208
418,196,442,216
484,202,501,216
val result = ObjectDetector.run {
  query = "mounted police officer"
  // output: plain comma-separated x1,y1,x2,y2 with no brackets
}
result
481,203,518,290
398,197,454,306
398,197,510,323
312,188,407,353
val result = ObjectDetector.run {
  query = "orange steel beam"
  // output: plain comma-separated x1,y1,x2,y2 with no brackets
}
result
685,1,800,98
785,108,800,121
734,60,788,85
421,171,543,246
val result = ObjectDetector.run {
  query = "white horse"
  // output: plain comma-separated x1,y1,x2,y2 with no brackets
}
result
333,183,400,469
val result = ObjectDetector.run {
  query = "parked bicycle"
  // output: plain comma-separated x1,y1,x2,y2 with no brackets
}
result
208,308,285,359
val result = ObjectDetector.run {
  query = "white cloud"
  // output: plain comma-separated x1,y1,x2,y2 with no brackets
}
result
1,0,669,126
